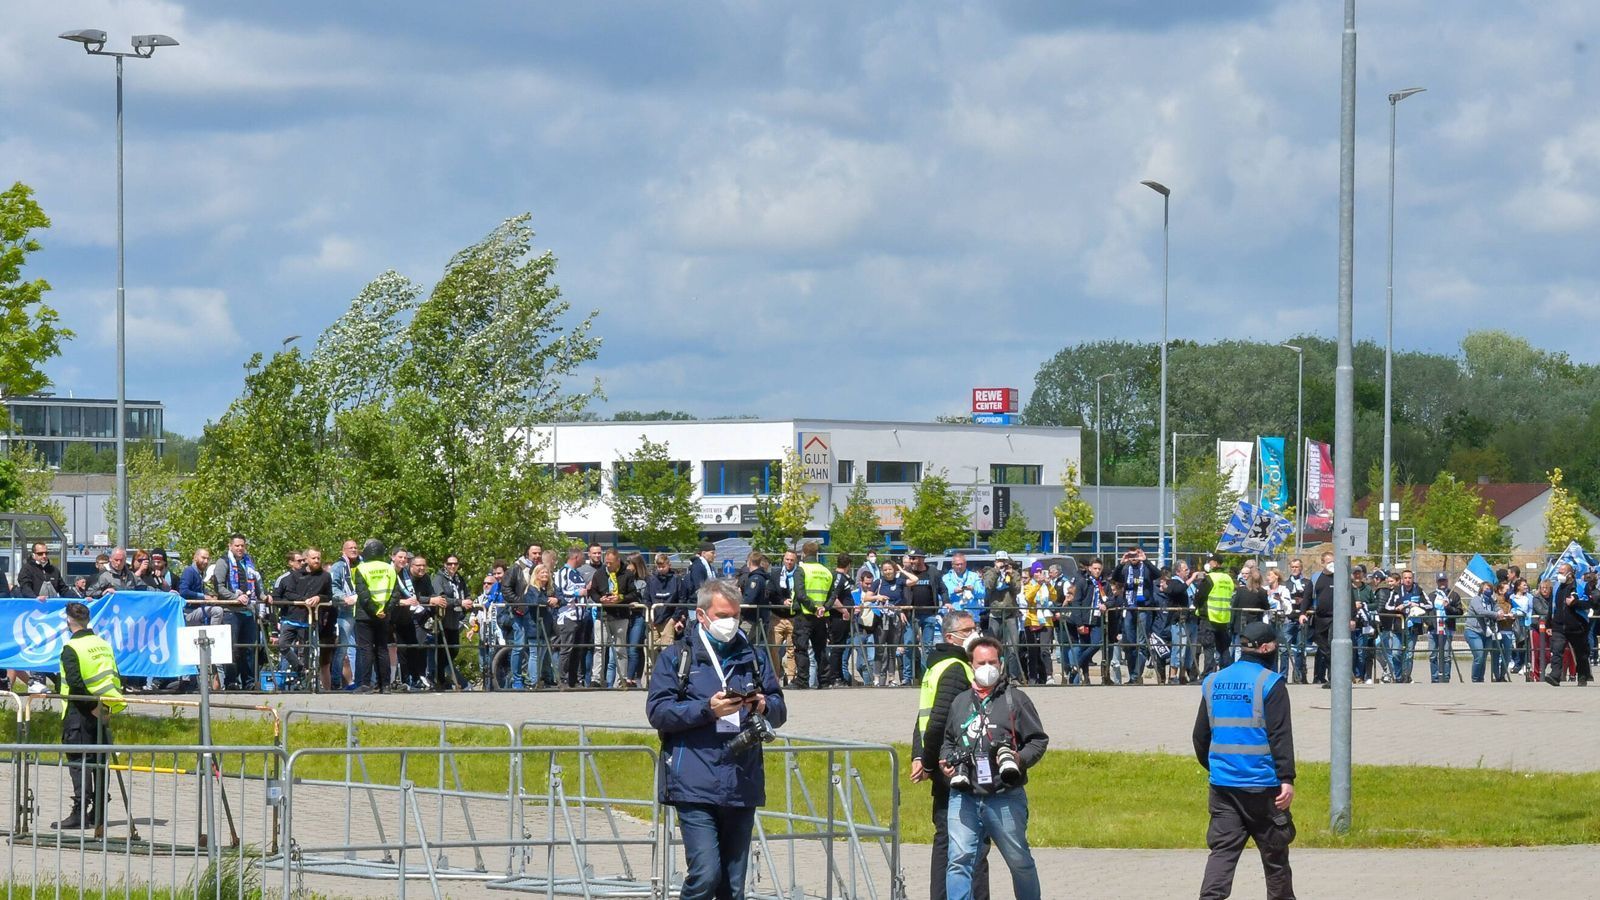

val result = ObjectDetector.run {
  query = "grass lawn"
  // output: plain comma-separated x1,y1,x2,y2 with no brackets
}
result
6,708,1597,849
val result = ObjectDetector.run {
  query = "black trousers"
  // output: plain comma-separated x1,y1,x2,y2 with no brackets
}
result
1312,618,1332,683
1547,629,1594,684
355,618,391,690
63,708,111,823
555,619,585,686
930,779,989,900
1201,785,1295,900
791,614,830,686
826,616,850,684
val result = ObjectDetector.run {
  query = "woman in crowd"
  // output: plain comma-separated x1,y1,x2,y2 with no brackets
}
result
1266,567,1294,675
872,559,909,686
473,569,505,689
1491,582,1517,683
1463,583,1497,683
1019,562,1058,685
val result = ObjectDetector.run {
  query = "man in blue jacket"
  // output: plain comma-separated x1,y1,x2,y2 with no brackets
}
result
647,578,787,899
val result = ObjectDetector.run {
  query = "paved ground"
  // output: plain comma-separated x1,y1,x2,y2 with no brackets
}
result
221,677,1600,771
9,678,1599,897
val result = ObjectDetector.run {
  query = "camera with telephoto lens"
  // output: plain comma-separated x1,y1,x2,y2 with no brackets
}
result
726,711,777,756
994,743,1022,786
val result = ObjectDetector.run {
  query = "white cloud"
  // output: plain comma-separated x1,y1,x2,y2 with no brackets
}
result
282,235,365,275
91,287,241,351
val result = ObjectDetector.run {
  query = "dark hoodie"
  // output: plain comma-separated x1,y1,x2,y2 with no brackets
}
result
939,677,1050,795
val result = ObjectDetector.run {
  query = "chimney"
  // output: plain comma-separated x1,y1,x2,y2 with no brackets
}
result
1477,475,1491,485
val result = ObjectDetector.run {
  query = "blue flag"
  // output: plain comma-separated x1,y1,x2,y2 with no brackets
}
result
1452,554,1498,599
1217,500,1293,554
1539,541,1596,594
0,591,195,677
1258,437,1287,513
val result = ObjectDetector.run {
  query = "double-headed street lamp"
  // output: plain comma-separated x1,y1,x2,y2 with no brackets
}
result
1382,86,1425,569
60,28,179,550
1141,180,1171,567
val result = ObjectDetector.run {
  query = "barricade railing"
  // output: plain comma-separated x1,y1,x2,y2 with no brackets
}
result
0,741,284,899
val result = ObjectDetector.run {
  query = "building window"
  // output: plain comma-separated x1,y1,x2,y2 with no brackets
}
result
703,459,778,495
556,462,603,496
990,464,1042,485
837,460,855,484
866,461,921,484
615,460,691,483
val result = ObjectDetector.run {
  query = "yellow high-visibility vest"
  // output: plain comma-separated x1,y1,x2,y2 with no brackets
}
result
1206,571,1236,625
61,632,125,714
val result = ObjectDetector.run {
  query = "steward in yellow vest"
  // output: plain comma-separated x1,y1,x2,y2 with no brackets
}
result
353,539,402,693
56,601,122,830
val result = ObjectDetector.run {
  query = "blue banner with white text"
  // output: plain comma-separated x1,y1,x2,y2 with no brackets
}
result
1258,436,1287,513
0,591,195,677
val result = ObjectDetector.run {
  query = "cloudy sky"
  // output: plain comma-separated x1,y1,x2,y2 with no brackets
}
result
5,1,1596,435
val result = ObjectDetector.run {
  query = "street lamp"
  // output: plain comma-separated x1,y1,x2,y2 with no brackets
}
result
1382,86,1424,569
1280,344,1304,552
1141,180,1171,568
1094,372,1119,557
60,28,179,550
1172,432,1207,560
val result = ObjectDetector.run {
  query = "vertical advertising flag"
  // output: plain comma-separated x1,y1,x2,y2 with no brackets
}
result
1258,436,1287,513
1304,439,1334,531
1218,441,1254,499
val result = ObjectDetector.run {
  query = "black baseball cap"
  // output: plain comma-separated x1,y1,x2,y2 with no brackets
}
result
1238,621,1279,649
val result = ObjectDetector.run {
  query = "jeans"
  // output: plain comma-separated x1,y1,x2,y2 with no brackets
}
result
331,616,357,689
947,789,1039,900
1430,631,1453,682
1274,622,1294,675
1170,619,1197,681
1284,620,1308,682
626,615,647,681
1353,632,1373,680
1376,631,1400,679
1398,629,1420,681
507,612,538,687
990,615,1023,681
920,616,943,679
849,630,875,685
1124,610,1150,679
674,802,756,900
1493,632,1513,681
1464,630,1489,682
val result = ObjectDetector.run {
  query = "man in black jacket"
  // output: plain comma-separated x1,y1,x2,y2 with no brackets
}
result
18,543,69,598
939,635,1048,900
1544,564,1592,686
1303,551,1335,685
910,610,989,900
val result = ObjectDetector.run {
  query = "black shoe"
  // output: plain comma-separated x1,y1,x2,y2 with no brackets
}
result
52,809,86,830
354,685,375,694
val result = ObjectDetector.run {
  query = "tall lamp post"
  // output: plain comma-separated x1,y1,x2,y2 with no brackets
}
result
60,28,179,550
1280,344,1305,552
1331,0,1359,835
1094,372,1118,557
1171,432,1207,559
1141,180,1171,568
1382,86,1425,569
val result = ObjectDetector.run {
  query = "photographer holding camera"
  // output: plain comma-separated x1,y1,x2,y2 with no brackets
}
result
647,579,787,899
939,635,1048,900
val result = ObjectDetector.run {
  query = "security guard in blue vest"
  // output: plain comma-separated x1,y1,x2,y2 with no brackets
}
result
1193,620,1296,900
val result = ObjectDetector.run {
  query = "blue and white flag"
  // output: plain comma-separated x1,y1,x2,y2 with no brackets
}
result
1453,554,1498,599
0,591,194,677
1539,540,1596,593
1217,500,1293,555
1258,436,1287,513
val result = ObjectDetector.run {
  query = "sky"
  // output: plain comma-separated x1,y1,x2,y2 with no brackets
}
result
4,1,1597,435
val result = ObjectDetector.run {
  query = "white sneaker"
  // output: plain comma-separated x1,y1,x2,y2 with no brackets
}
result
27,682,47,695
1365,678,1376,685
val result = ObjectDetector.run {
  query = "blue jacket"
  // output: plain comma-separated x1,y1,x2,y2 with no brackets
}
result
645,624,787,808
178,564,208,601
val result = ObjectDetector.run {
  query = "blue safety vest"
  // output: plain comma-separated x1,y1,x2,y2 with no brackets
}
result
1201,659,1281,788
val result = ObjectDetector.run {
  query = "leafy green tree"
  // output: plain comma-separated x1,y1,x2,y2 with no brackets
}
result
1415,471,1506,554
1362,461,1416,556
60,442,115,474
1,444,65,527
1543,467,1593,553
163,433,201,473
827,476,880,555
897,469,970,555
1175,457,1238,557
1052,461,1095,548
750,448,817,554
988,502,1033,553
608,437,698,551
105,443,179,549
0,183,73,426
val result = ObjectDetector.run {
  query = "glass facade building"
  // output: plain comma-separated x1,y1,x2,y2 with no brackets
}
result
2,395,165,466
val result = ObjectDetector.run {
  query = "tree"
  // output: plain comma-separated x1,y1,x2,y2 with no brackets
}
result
750,447,817,554
608,437,698,551
1543,467,1593,553
1,444,65,528
0,183,73,426
897,469,970,555
827,476,880,555
1415,471,1504,554
611,409,695,421
988,502,1033,553
1174,458,1239,557
60,442,116,473
1052,461,1094,549
105,443,180,549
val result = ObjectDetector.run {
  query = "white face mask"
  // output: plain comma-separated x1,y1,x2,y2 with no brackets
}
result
703,615,740,643
1325,563,1336,573
973,663,1002,689
1554,574,1566,585
963,632,981,652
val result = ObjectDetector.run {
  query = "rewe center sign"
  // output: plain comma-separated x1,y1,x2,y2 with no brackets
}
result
798,432,832,484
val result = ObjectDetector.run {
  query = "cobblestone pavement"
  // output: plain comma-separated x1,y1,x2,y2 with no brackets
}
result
6,677,1598,897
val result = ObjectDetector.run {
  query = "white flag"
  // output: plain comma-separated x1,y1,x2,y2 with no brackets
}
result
1218,440,1253,499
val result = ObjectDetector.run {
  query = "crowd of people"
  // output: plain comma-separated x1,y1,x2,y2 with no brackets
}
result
8,535,1593,694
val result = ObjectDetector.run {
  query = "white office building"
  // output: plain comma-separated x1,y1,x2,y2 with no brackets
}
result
527,418,1082,551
